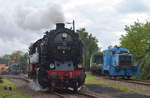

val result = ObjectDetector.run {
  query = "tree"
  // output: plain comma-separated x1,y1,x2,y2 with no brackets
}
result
0,55,11,65
10,51,23,65
77,28,99,70
120,21,150,59
19,53,28,73
139,52,150,80
120,21,150,80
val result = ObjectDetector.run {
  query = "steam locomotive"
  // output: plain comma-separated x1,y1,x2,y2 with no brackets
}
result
28,23,86,92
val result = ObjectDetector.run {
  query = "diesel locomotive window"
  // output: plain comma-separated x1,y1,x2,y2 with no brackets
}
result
112,51,116,55
93,55,103,64
119,51,129,54
119,55,132,65
108,51,116,55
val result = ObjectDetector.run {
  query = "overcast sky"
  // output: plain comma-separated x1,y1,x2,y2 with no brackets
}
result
0,0,150,56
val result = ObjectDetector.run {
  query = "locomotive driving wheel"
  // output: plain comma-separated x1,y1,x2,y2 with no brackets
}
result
37,68,49,89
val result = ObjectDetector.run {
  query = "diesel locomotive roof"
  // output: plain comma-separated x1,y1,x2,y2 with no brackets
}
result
104,48,130,53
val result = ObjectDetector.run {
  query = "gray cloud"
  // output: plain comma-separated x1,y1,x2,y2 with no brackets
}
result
0,1,65,55
64,0,149,50
0,0,150,55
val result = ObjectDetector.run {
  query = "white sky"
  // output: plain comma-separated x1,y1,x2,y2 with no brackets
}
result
0,0,150,55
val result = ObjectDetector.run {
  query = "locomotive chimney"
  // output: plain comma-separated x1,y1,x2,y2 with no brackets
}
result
56,23,65,29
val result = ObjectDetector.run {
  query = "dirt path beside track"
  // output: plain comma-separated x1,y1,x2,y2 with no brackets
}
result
85,73,150,98
6,74,150,98
10,79,62,98
10,78,102,98
97,77,150,96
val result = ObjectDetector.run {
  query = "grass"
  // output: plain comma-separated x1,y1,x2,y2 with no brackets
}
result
85,73,136,93
111,86,134,93
0,79,16,89
85,73,107,86
0,78,29,98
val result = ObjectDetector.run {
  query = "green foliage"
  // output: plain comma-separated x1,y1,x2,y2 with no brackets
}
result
0,79,28,98
0,55,11,65
77,28,99,70
120,20,150,80
139,52,150,80
120,21,150,59
0,51,28,74
86,73,135,93
85,73,107,85
92,51,103,56
0,79,16,88
19,53,28,73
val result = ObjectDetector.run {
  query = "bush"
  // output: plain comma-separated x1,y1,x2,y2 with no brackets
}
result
139,52,150,80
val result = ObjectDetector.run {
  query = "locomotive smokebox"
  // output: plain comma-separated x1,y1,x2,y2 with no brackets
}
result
56,23,65,29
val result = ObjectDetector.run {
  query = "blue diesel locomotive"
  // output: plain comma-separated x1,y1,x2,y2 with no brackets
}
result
91,47,140,79
102,47,140,79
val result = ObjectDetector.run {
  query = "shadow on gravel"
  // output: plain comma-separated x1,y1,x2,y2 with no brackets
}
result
54,89,77,94
86,84,122,94
86,84,150,98
117,94,150,98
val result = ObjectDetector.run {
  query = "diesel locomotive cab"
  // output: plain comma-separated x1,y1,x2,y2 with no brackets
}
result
113,51,137,72
119,55,132,66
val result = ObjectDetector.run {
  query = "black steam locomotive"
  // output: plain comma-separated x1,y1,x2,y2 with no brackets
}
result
28,23,86,92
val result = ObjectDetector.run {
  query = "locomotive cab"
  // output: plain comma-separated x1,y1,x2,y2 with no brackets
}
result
111,50,131,66
113,51,137,71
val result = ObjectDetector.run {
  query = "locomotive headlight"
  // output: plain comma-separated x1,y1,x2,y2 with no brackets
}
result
49,64,55,69
62,33,67,38
78,64,82,68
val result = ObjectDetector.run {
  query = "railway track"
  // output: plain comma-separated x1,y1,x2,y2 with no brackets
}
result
120,79,150,86
99,75,150,87
54,92,99,98
54,92,68,98
78,92,100,98
0,75,100,98
0,75,30,83
54,88,99,98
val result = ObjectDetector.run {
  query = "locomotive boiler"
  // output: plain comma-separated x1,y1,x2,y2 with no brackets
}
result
28,23,86,92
